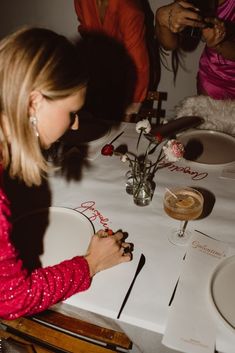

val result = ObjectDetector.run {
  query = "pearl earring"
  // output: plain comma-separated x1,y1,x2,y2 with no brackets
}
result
29,116,39,137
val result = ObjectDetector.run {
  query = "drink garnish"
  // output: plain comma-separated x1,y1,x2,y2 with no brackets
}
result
176,195,195,208
166,188,178,199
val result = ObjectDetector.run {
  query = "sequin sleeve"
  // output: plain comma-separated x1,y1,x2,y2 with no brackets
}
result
0,187,91,320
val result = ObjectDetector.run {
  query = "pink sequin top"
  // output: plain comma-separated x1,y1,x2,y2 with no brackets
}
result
197,0,235,99
0,168,91,320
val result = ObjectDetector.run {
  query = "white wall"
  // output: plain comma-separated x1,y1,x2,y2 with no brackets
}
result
0,0,203,117
150,0,203,117
0,0,78,38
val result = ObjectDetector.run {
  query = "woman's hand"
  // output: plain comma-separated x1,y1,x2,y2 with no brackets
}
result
202,18,226,48
84,230,132,277
170,1,204,33
156,1,204,34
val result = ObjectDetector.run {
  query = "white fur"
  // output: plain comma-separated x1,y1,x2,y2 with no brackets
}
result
175,95,235,136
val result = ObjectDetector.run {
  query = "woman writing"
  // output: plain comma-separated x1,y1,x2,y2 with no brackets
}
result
0,27,132,320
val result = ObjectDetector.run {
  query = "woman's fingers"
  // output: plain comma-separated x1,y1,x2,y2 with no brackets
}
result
121,242,134,254
169,2,204,33
202,18,226,47
176,0,199,11
120,243,134,262
85,229,133,275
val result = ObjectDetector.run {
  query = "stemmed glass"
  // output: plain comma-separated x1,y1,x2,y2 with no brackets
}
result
163,187,204,246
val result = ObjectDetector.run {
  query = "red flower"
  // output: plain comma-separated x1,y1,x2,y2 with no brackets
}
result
101,144,114,156
155,133,163,143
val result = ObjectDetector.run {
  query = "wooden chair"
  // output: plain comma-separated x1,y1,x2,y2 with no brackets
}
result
137,90,168,125
1,310,132,353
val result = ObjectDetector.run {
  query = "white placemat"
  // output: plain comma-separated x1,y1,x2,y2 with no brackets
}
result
162,231,229,353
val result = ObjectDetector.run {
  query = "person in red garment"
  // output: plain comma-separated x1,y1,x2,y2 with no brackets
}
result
0,26,132,320
74,0,150,120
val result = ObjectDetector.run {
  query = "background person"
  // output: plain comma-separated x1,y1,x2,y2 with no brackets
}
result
155,0,235,100
74,0,150,121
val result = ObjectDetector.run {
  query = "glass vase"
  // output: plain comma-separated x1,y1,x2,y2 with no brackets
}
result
133,175,153,206
125,170,134,195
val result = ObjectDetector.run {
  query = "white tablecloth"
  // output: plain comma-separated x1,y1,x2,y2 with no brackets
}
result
47,122,235,353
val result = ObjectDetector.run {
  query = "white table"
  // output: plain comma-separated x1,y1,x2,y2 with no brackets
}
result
47,122,235,353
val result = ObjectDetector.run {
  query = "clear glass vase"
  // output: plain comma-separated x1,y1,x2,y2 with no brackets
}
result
125,170,134,195
133,175,153,206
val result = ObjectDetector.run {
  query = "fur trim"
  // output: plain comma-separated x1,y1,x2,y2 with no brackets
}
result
175,95,235,137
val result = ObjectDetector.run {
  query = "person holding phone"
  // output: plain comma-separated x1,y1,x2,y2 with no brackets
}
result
155,0,235,99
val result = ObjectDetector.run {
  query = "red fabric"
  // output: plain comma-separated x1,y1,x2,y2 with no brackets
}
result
0,168,91,320
74,0,149,103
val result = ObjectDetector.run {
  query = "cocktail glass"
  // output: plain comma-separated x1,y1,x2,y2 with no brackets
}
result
163,187,204,246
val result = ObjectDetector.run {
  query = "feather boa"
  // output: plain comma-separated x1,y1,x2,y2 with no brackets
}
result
175,95,235,137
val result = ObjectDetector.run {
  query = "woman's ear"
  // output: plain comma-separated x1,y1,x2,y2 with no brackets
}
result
28,90,44,116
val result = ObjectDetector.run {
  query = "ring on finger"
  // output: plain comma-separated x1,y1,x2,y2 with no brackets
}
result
121,243,133,255
96,228,114,238
96,231,109,238
97,233,109,238
122,246,131,255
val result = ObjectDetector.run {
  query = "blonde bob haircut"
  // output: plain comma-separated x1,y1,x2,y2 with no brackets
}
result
0,27,88,186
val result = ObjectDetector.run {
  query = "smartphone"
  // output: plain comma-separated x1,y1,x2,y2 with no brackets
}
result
187,0,217,17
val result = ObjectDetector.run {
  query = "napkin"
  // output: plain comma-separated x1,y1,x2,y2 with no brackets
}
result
162,231,229,353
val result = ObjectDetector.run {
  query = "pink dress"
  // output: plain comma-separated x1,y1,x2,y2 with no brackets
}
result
197,0,235,99
0,167,91,320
